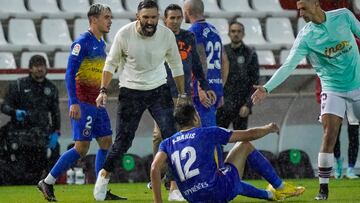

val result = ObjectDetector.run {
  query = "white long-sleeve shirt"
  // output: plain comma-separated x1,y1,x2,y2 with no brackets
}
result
104,21,184,90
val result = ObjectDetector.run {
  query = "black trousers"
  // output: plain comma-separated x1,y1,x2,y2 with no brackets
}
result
216,104,249,130
103,85,176,172
334,123,359,166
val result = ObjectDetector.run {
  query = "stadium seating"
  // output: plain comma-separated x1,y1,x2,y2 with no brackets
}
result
0,0,41,19
297,17,307,33
236,18,280,50
202,0,233,18
73,18,89,40
59,0,89,18
256,50,276,66
206,18,230,45
54,52,69,69
106,19,132,44
280,50,308,65
0,24,6,46
158,0,183,14
265,17,295,49
92,0,134,18
354,0,360,14
41,19,72,51
124,0,143,12
20,52,49,68
220,0,266,18
0,52,16,69
252,0,297,17
8,19,51,51
28,0,69,19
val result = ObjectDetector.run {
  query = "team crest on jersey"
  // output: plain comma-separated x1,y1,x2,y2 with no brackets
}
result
321,93,327,101
237,56,245,64
72,44,81,56
44,87,51,95
83,128,91,137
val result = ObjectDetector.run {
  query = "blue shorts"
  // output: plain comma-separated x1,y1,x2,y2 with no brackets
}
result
211,163,242,202
71,102,112,141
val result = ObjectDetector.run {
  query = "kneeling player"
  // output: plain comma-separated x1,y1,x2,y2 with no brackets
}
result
151,104,305,202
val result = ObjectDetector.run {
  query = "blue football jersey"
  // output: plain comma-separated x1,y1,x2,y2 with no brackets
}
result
189,21,224,98
159,127,232,202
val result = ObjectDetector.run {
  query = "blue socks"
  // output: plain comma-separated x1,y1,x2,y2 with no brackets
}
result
95,149,108,177
247,150,283,189
50,148,81,178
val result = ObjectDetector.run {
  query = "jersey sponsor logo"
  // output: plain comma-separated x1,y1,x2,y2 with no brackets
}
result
72,43,81,56
183,181,209,196
208,78,223,84
324,41,351,58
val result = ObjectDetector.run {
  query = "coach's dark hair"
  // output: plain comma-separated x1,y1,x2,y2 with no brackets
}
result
29,55,47,69
87,3,111,19
164,4,182,18
228,21,245,33
174,104,197,128
137,0,158,11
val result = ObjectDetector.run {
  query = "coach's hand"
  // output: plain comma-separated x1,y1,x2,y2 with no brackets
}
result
69,104,81,120
96,92,107,108
251,85,268,104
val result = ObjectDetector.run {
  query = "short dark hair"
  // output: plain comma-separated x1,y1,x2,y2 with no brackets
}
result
164,4,182,18
174,104,197,128
137,0,158,11
229,21,245,32
29,55,47,69
87,3,111,19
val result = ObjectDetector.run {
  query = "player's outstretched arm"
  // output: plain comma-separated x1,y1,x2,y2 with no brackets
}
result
229,123,279,143
251,85,268,104
151,151,167,203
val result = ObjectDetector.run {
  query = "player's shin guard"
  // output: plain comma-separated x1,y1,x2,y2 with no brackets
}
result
247,150,282,188
95,149,108,178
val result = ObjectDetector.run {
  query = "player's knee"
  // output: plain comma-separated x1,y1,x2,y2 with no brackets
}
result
97,136,112,149
239,141,253,150
74,141,90,157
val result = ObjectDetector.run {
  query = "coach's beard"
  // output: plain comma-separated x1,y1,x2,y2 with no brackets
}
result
141,23,157,37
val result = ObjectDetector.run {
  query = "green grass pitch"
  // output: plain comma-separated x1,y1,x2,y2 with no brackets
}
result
0,178,359,203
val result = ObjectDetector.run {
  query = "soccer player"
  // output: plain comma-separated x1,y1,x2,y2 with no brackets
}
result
93,0,185,201
151,103,305,203
182,0,228,188
183,0,228,127
251,0,360,200
150,4,216,200
37,4,125,201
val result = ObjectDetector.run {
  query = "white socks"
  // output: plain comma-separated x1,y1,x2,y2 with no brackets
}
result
44,174,56,185
318,153,333,184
